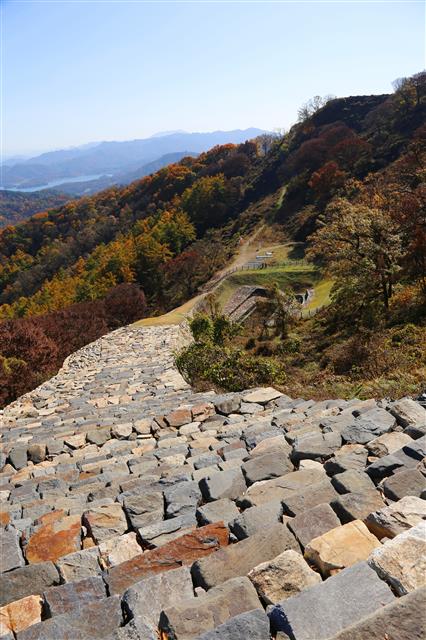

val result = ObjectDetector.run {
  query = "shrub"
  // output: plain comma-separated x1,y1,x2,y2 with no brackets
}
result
104,283,147,328
176,342,285,392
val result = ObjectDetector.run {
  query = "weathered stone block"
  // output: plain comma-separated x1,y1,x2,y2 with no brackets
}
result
248,434,291,458
159,576,261,639
196,498,240,527
324,444,368,475
242,451,292,485
138,512,196,547
214,395,241,415
8,447,28,471
328,585,426,639
0,595,42,635
106,522,228,595
268,561,394,639
122,491,163,530
25,515,81,564
248,549,321,604
27,444,46,465
367,431,413,458
331,490,385,524
43,576,106,616
166,408,192,427
98,532,142,568
55,548,102,582
239,468,325,508
196,609,271,640
331,469,375,494
199,467,246,501
383,468,425,501
122,566,194,630
191,523,298,589
15,595,123,640
287,502,341,548
164,480,202,517
0,562,60,607
83,504,127,543
389,398,426,430
368,521,426,595
230,500,283,539
305,520,381,577
0,529,25,572
282,479,339,516
365,495,426,539
292,431,342,462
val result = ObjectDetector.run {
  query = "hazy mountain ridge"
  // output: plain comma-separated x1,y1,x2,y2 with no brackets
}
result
2,129,266,189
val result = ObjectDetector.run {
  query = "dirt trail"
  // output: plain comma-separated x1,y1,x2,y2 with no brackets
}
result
135,225,266,327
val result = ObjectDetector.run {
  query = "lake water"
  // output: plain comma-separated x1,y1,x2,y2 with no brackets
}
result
0,174,106,193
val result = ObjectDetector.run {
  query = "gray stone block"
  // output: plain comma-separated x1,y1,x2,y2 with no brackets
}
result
230,500,283,539
268,561,394,639
331,490,385,524
196,498,240,527
329,586,426,639
16,595,123,640
214,395,241,415
242,451,292,486
191,523,298,589
159,576,261,640
287,502,341,548
324,444,368,475
389,398,426,430
43,576,106,616
55,548,102,582
8,446,28,470
138,512,196,546
199,467,246,502
383,468,426,501
196,609,271,640
292,431,342,462
122,566,194,629
0,528,25,573
282,479,339,516
0,561,60,606
331,469,376,494
164,480,202,517
238,468,325,509
342,409,396,444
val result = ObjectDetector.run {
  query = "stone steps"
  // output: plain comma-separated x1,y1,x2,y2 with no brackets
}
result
1,324,425,638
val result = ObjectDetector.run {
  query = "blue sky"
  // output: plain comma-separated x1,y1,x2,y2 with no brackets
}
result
2,0,424,155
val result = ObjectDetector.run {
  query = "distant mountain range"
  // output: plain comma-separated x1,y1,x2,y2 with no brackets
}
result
54,151,199,196
1,129,266,194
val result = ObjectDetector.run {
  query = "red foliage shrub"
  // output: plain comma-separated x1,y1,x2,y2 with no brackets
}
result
0,318,58,406
104,283,147,329
308,161,347,200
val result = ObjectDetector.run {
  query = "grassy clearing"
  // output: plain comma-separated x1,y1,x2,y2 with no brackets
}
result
134,295,203,327
215,265,320,310
303,279,334,315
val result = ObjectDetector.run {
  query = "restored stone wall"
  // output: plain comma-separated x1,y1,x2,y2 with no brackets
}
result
0,322,425,639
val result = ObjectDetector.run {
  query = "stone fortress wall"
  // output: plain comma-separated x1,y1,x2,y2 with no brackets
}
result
0,322,425,639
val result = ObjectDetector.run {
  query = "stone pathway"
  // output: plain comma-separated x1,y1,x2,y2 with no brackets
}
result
0,323,425,639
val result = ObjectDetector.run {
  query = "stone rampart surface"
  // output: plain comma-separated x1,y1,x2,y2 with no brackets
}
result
1,324,425,639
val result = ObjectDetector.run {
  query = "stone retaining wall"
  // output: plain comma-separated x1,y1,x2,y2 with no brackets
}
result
0,322,425,639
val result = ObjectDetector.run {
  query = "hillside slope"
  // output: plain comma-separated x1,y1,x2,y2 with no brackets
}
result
0,190,70,229
0,73,425,406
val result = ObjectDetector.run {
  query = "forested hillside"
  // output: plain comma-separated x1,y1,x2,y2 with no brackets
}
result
1,73,425,406
0,190,70,229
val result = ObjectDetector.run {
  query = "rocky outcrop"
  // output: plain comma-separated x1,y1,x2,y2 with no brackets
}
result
0,323,425,638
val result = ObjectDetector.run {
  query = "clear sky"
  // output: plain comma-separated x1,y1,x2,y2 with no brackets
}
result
2,0,425,156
